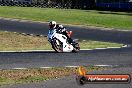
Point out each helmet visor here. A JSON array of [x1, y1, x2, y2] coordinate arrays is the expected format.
[[49, 24, 55, 28]]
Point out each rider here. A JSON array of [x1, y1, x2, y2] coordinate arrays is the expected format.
[[48, 21, 75, 44]]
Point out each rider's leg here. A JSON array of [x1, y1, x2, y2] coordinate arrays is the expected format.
[[63, 31, 76, 44]]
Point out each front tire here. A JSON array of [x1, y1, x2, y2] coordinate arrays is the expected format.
[[51, 38, 63, 53]]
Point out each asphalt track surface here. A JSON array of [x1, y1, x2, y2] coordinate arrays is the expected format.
[[0, 19, 132, 88], [0, 48, 132, 69]]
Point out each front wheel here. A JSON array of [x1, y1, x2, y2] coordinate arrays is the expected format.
[[51, 38, 63, 53]]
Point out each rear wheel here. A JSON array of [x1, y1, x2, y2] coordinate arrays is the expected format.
[[51, 38, 63, 52], [72, 43, 80, 53]]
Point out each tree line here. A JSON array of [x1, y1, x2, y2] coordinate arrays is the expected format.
[[0, 0, 96, 9]]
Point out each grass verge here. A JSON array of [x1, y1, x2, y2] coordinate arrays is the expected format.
[[0, 6, 132, 30], [0, 67, 76, 86], [0, 66, 107, 86], [0, 31, 123, 51], [0, 31, 52, 51]]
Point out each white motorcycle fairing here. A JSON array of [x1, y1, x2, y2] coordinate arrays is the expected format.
[[48, 29, 74, 52], [54, 33, 74, 52]]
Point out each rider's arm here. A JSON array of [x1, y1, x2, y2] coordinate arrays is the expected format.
[[61, 27, 67, 32], [48, 29, 54, 42], [47, 30, 51, 42], [57, 27, 67, 34]]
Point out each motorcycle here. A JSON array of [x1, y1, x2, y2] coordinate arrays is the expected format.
[[48, 29, 80, 53]]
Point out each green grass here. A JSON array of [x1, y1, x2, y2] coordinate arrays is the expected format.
[[0, 67, 76, 86], [0, 31, 122, 51], [0, 6, 132, 30], [0, 77, 15, 85], [0, 31, 52, 51], [79, 40, 123, 49]]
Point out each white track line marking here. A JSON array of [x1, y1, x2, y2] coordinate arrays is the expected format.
[[95, 48, 108, 50], [0, 65, 119, 70], [82, 40, 86, 41], [65, 66, 79, 68], [11, 19, 19, 21], [13, 32, 17, 34], [0, 51, 20, 52], [0, 46, 124, 53], [40, 35, 44, 37], [12, 68, 27, 70], [80, 49, 93, 50], [107, 47, 121, 49], [0, 50, 54, 52], [4, 31, 8, 32], [30, 34, 34, 36], [94, 64, 119, 67], [3, 18, 12, 20], [21, 50, 54, 52], [19, 20, 29, 22], [94, 65, 113, 67], [21, 33, 26, 35], [40, 67, 52, 69]]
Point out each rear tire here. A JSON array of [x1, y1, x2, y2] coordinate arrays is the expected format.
[[72, 43, 80, 53]]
